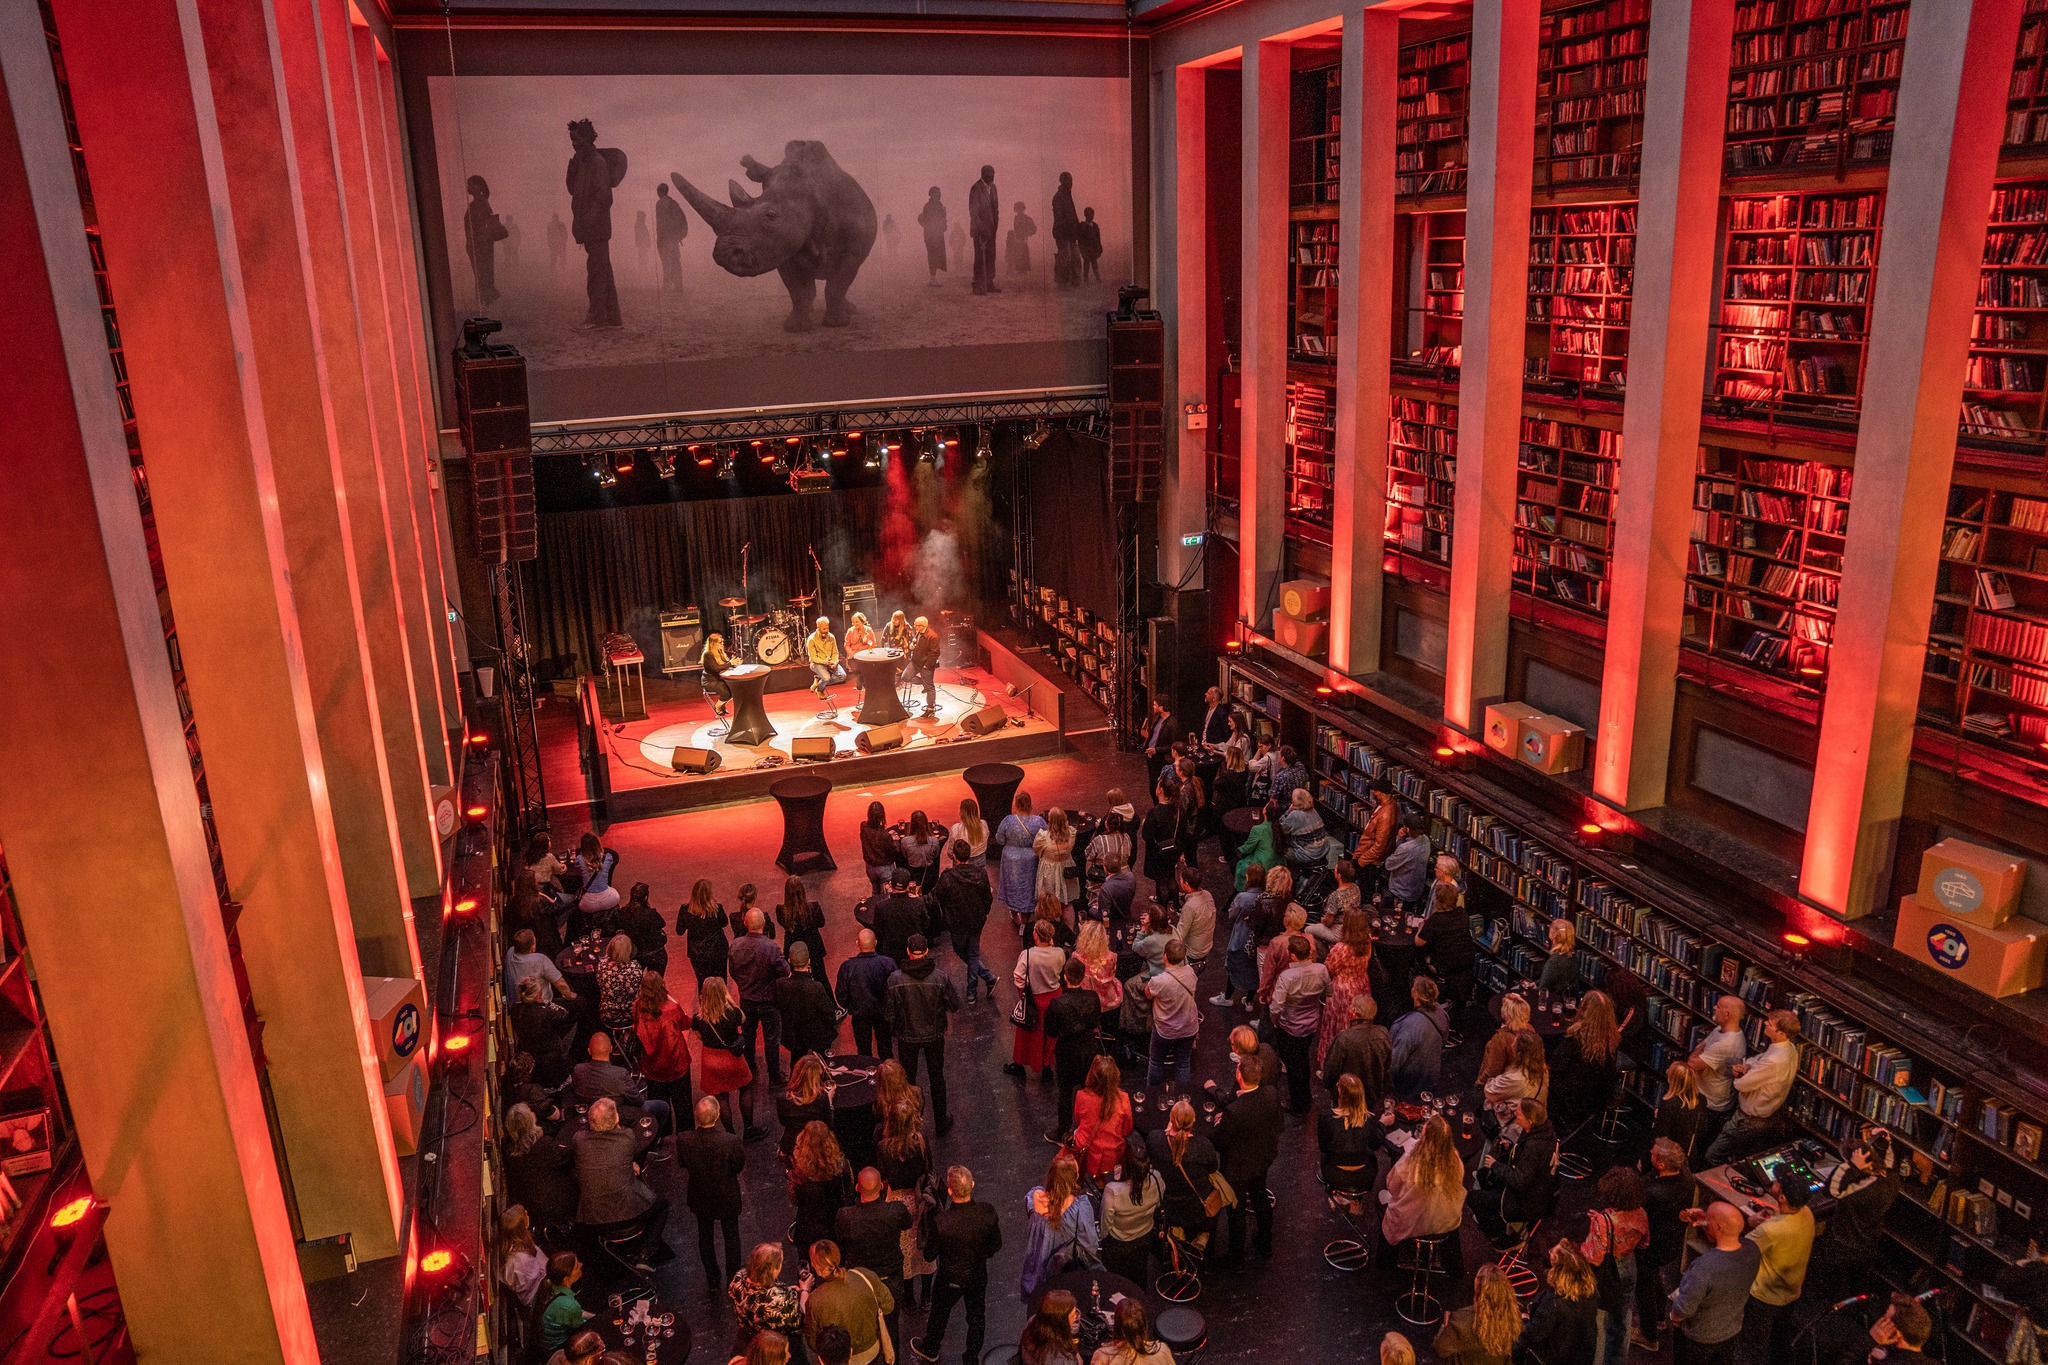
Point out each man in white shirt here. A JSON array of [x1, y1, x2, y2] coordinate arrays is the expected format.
[[505, 928, 576, 1003], [1689, 994, 1748, 1150], [1704, 1007, 1801, 1165], [1172, 868, 1216, 970]]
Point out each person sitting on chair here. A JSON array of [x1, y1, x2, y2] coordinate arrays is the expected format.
[[907, 616, 943, 718], [845, 612, 877, 700], [700, 632, 735, 724], [572, 1098, 673, 1268], [807, 617, 846, 717]]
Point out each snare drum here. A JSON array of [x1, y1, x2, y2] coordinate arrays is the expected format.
[[756, 628, 792, 666]]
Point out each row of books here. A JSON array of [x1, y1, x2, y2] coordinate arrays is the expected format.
[[1965, 354, 2044, 394], [1967, 610, 2048, 663]]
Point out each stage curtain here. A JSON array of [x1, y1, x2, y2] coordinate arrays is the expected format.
[[1024, 431, 1117, 622], [521, 486, 888, 673]]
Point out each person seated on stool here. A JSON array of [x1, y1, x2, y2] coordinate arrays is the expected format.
[[881, 609, 913, 657], [572, 1097, 673, 1268], [702, 632, 735, 723], [906, 616, 942, 718], [572, 1031, 674, 1137], [1473, 1097, 1560, 1247], [807, 617, 846, 716], [846, 612, 878, 699]]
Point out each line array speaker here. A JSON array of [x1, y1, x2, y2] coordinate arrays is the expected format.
[[452, 342, 531, 456], [855, 722, 905, 754], [469, 454, 537, 564], [1107, 312, 1164, 504], [670, 746, 721, 774]]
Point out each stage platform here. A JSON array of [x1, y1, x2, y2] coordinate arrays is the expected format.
[[578, 632, 1067, 820]]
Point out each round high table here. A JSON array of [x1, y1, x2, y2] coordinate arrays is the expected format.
[[852, 648, 909, 726], [964, 762, 1025, 824], [825, 1053, 880, 1168], [1040, 1267, 1148, 1352], [771, 773, 837, 875], [721, 663, 776, 746]]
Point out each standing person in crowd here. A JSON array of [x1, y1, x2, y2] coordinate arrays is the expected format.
[[1604, 961, 1651, 1059], [1389, 976, 1451, 1100], [1072, 921, 1124, 1015], [777, 942, 839, 1063], [1198, 685, 1231, 746], [1473, 1098, 1560, 1245], [635, 971, 694, 1120], [1172, 866, 1216, 972], [1813, 1131, 1900, 1293], [1100, 1135, 1164, 1286], [1631, 1138, 1698, 1355], [900, 810, 946, 894], [1519, 1240, 1600, 1365], [1384, 817, 1432, 913], [915, 1165, 1002, 1365], [1098, 856, 1139, 926], [1668, 1203, 1761, 1365], [731, 1245, 806, 1362], [872, 868, 930, 970], [1354, 784, 1398, 889], [1212, 1054, 1283, 1271], [679, 1096, 747, 1289], [1084, 809, 1133, 884], [790, 1122, 855, 1255], [1420, 857, 1478, 1011], [1034, 807, 1079, 915], [950, 798, 989, 866], [731, 908, 792, 1131], [617, 882, 669, 977], [1480, 992, 1533, 1089], [1213, 862, 1265, 1009], [1173, 771, 1206, 882], [1044, 958, 1104, 1143], [1210, 1024, 1286, 1111], [1008, 919, 1067, 1080], [837, 929, 898, 1061], [680, 878, 734, 988], [1017, 1153, 1100, 1304], [1704, 1009, 1801, 1165], [804, 1241, 895, 1365], [1145, 940, 1201, 1086], [1550, 989, 1623, 1130], [937, 840, 997, 1003], [994, 792, 1047, 932], [1379, 1335, 1416, 1365], [836, 1168, 913, 1347], [1021, 1291, 1083, 1365], [1539, 919, 1584, 996], [778, 1055, 833, 1163], [861, 802, 899, 899], [1141, 782, 1182, 908], [1132, 907, 1174, 980], [1148, 1099, 1220, 1256], [1483, 1030, 1550, 1130], [1740, 1173, 1816, 1364], [1213, 747, 1250, 847], [1432, 1261, 1522, 1365], [1689, 995, 1749, 1150], [1270, 935, 1331, 1114], [1655, 1061, 1707, 1160], [1842, 1294, 1934, 1364], [693, 976, 753, 1137], [886, 934, 960, 1136], [778, 877, 831, 992], [1378, 1112, 1465, 1272], [1322, 994, 1392, 1111], [1068, 1055, 1134, 1181], [1317, 911, 1379, 1070], [1582, 1166, 1650, 1365], [1142, 699, 1174, 790]]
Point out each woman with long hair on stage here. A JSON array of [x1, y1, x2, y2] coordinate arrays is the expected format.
[[701, 632, 735, 724]]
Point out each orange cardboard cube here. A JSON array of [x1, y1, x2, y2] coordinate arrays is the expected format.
[[1519, 714, 1586, 775], [1917, 838, 2026, 927], [1895, 895, 2046, 999], [1484, 702, 1544, 758]]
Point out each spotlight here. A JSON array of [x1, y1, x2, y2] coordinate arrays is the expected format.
[[974, 425, 992, 462], [596, 457, 619, 489], [863, 444, 882, 470], [420, 1249, 455, 1274], [916, 431, 935, 464], [1023, 419, 1051, 451], [652, 452, 677, 479], [443, 1033, 472, 1054], [614, 450, 635, 474], [50, 1197, 92, 1230], [691, 443, 713, 468], [716, 447, 736, 478], [584, 455, 602, 480]]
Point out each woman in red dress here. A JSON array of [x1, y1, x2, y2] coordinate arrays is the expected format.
[[1317, 909, 1378, 1070]]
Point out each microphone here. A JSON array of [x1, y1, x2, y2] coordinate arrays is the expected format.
[[1833, 1293, 1874, 1311], [1915, 1287, 1942, 1302]]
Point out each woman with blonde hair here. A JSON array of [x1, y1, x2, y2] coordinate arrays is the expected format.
[[499, 1204, 547, 1306], [1145, 1099, 1219, 1250], [1317, 1072, 1379, 1198], [1317, 909, 1379, 1068], [1072, 921, 1124, 1013], [1652, 1058, 1706, 1159], [1519, 1240, 1598, 1363], [1431, 1262, 1522, 1365], [594, 932, 642, 1033], [876, 1099, 937, 1297], [1034, 807, 1078, 911], [995, 790, 1048, 928], [1068, 1054, 1134, 1179], [1540, 917, 1584, 995], [1479, 992, 1531, 1088], [1550, 988, 1623, 1128], [1379, 1114, 1466, 1273], [728, 1243, 804, 1359], [692, 976, 752, 1135], [1018, 1152, 1099, 1303], [950, 796, 989, 865]]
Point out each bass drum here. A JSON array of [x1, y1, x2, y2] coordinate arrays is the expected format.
[[756, 628, 792, 666]]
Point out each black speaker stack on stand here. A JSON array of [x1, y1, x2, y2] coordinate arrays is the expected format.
[[1107, 288, 1164, 752]]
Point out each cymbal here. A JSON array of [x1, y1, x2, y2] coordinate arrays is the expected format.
[[788, 593, 816, 606], [718, 596, 747, 608], [739, 614, 768, 626]]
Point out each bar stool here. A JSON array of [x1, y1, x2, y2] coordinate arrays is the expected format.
[[1396, 1231, 1450, 1327], [1156, 1228, 1205, 1303], [1495, 1219, 1544, 1300], [1322, 1180, 1374, 1272], [1154, 1307, 1207, 1360]]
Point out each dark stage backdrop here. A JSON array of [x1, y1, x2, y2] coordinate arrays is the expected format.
[[522, 487, 887, 674], [1024, 432, 1116, 623]]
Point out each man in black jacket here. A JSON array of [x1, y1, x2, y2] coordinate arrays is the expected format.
[[885, 935, 961, 1135], [872, 869, 931, 968], [676, 1096, 745, 1285], [914, 1165, 1002, 1365], [906, 615, 943, 717], [776, 942, 840, 1065], [1319, 994, 1392, 1111], [510, 975, 576, 1086], [1474, 1097, 1561, 1244], [1631, 1136, 1698, 1354], [1212, 1054, 1284, 1270], [1041, 957, 1103, 1143], [835, 928, 898, 1059], [836, 1166, 913, 1344], [935, 842, 996, 1003]]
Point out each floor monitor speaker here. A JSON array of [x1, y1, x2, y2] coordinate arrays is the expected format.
[[856, 722, 905, 754], [671, 746, 722, 774], [960, 704, 1009, 737], [790, 735, 835, 762]]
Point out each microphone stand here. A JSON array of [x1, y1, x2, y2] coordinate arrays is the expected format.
[[1791, 1295, 1870, 1365]]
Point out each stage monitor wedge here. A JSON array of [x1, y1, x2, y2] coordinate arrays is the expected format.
[[856, 722, 905, 754], [960, 704, 1008, 737], [671, 746, 722, 774], [790, 735, 835, 762]]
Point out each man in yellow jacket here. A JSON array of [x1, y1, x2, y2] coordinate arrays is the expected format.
[[807, 617, 846, 717]]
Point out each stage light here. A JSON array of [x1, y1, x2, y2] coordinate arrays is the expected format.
[[652, 452, 677, 478], [691, 443, 712, 467], [584, 455, 601, 480], [467, 732, 489, 747], [615, 451, 635, 473], [1316, 685, 1334, 696], [863, 445, 882, 470], [1023, 419, 1051, 451], [443, 1033, 472, 1053], [1783, 932, 1811, 948], [596, 457, 619, 489], [974, 426, 992, 462], [419, 1247, 457, 1276], [1581, 822, 1602, 836], [50, 1197, 92, 1230]]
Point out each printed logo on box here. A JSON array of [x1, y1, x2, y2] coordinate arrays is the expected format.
[[1926, 923, 1971, 971], [392, 1001, 422, 1058], [1522, 733, 1543, 760], [1930, 867, 1985, 916]]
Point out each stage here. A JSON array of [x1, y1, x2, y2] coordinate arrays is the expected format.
[[576, 631, 1068, 819]]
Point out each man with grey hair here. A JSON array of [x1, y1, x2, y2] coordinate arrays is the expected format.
[[729, 907, 790, 1137], [913, 1165, 1001, 1365], [572, 1097, 671, 1267]]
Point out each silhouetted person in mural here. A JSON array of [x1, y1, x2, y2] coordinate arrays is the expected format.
[[968, 165, 999, 295], [547, 213, 569, 273], [1050, 172, 1080, 287], [503, 214, 522, 270], [464, 175, 506, 307], [1078, 208, 1103, 283], [654, 182, 688, 293], [634, 210, 652, 273], [917, 187, 948, 285], [566, 118, 628, 327], [1006, 201, 1036, 276]]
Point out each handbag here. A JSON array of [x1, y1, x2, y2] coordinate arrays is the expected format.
[[854, 1268, 895, 1365], [1176, 1155, 1236, 1219], [1012, 961, 1042, 1030]]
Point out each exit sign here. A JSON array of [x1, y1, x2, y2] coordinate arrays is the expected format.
[[1181, 533, 1205, 548]]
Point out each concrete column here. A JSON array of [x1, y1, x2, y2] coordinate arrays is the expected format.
[[52, 0, 405, 1256], [320, 0, 444, 897], [1164, 62, 1209, 589], [1240, 39, 1290, 631], [1329, 10, 1398, 675], [1443, 0, 1539, 732], [1593, 0, 1734, 810], [348, 26, 453, 794], [1803, 0, 2023, 919], [0, 9, 316, 1354]]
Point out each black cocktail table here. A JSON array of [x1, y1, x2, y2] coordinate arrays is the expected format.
[[852, 648, 909, 726], [771, 773, 837, 874], [964, 762, 1025, 825], [722, 663, 776, 746]]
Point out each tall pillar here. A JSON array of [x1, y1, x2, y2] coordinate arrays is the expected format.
[[1240, 39, 1290, 632], [0, 9, 316, 1354], [1329, 9, 1398, 675], [321, 0, 443, 897], [1164, 63, 1209, 590], [1802, 0, 2023, 919], [52, 0, 405, 1255], [1443, 0, 1539, 732], [1593, 0, 1734, 810]]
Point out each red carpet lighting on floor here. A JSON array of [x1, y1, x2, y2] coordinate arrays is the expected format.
[[50, 1197, 91, 1229]]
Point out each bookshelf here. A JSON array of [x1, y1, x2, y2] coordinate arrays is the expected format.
[[1397, 31, 1470, 198], [2004, 0, 2048, 153], [1514, 414, 1620, 618], [1713, 189, 1885, 416], [1923, 483, 2048, 756], [1962, 180, 2048, 448], [1684, 446, 1850, 688], [1724, 0, 1909, 176], [1285, 379, 1336, 530], [1527, 201, 1637, 390], [1023, 583, 1124, 716], [1535, 0, 1650, 189], [1405, 211, 1466, 369], [1291, 62, 1342, 208], [1387, 389, 1458, 580], [1291, 218, 1339, 362]]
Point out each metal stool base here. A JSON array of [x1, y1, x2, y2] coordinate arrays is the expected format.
[[1395, 1290, 1442, 1327], [1155, 1270, 1202, 1303], [1558, 1150, 1595, 1180], [1323, 1238, 1370, 1271]]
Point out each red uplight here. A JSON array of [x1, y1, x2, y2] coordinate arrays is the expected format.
[[1224, 640, 1242, 653], [50, 1197, 91, 1230], [465, 804, 487, 819], [419, 1249, 454, 1274], [1783, 932, 1811, 948], [467, 733, 488, 746], [1798, 666, 1824, 677], [454, 897, 478, 915], [1315, 685, 1334, 696], [1580, 823, 1602, 836], [1435, 746, 1455, 758], [444, 1034, 472, 1052]]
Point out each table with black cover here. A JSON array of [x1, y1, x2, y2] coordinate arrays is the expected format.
[[1039, 1267, 1148, 1351], [964, 762, 1024, 825], [852, 648, 909, 726], [722, 663, 777, 747], [591, 1295, 692, 1365], [771, 773, 837, 875]]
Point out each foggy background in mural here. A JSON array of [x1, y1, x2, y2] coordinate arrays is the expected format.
[[428, 73, 1133, 421]]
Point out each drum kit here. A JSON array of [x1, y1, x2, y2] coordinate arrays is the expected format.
[[720, 593, 817, 667]]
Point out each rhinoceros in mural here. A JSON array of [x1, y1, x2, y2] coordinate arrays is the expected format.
[[670, 141, 878, 332]]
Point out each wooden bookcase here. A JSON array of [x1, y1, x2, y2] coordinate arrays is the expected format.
[[1527, 201, 1637, 389], [1285, 379, 1336, 530], [1387, 389, 1459, 580], [1405, 211, 1466, 368], [1022, 583, 1122, 714], [1724, 0, 1909, 176], [1514, 414, 1620, 618], [1684, 446, 1851, 687], [1535, 0, 1650, 189], [1396, 31, 1471, 198], [1923, 483, 2048, 756], [1714, 189, 1885, 416], [2004, 0, 2048, 153], [1963, 180, 2048, 447], [1291, 62, 1342, 208], [1291, 217, 1340, 362]]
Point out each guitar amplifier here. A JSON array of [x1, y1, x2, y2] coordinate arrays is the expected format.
[[841, 580, 878, 629], [659, 606, 704, 675]]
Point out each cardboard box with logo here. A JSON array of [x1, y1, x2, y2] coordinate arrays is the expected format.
[[1894, 895, 2046, 999], [1520, 714, 1586, 775], [1484, 702, 1544, 759], [1917, 839, 2026, 927]]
